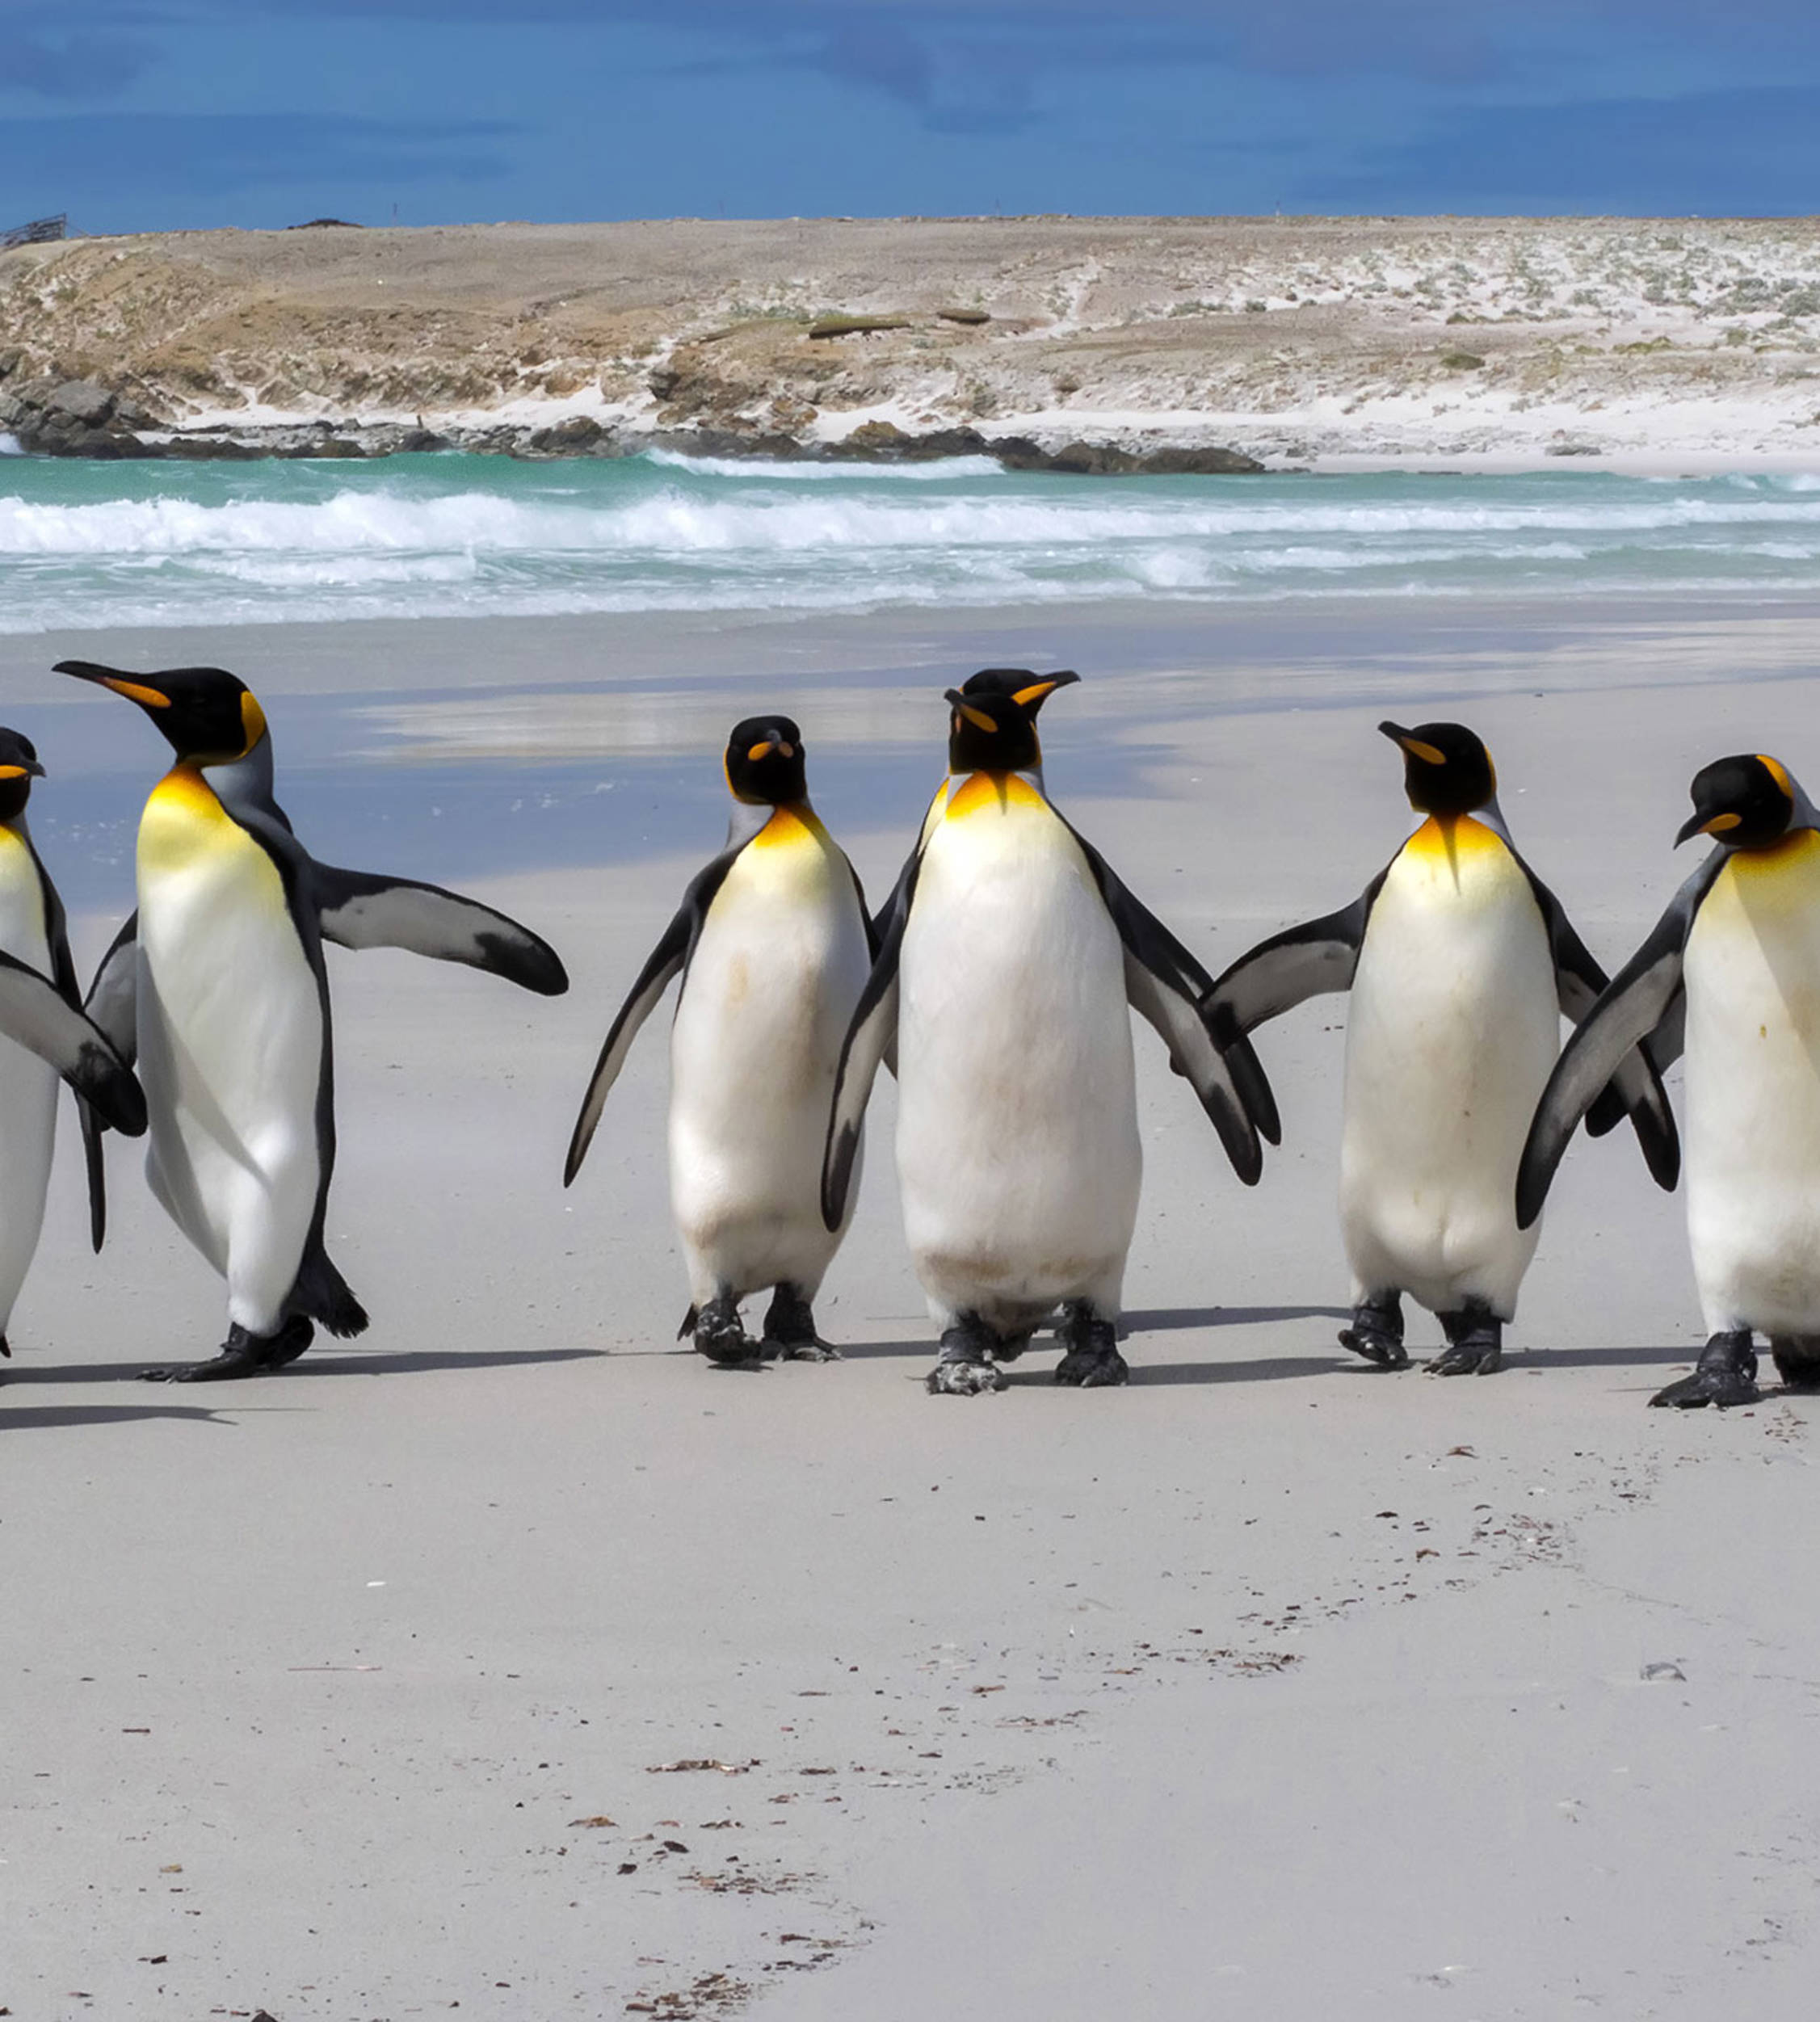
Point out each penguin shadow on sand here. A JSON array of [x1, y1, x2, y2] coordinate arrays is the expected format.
[[0, 1399, 231, 1432]]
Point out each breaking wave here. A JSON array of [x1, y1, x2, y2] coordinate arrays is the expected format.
[[2, 452, 1820, 632]]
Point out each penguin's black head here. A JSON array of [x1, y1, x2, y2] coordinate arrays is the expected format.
[[1676, 753, 1798, 850], [54, 660, 269, 767], [725, 714, 807, 806], [1380, 720, 1496, 818], [946, 668, 1079, 774], [0, 726, 45, 823]]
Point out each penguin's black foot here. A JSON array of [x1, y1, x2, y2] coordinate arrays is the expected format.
[[141, 1318, 311, 1383], [693, 1293, 760, 1368], [927, 1319, 1006, 1397], [759, 1284, 840, 1363], [1770, 1336, 1820, 1391], [1430, 1306, 1503, 1377], [1053, 1301, 1129, 1388], [1651, 1330, 1759, 1409], [1339, 1291, 1409, 1371]]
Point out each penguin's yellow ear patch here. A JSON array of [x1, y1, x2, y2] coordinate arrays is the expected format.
[[1759, 755, 1794, 798], [102, 676, 171, 710], [240, 690, 268, 754]]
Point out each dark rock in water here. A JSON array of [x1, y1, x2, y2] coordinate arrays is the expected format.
[[647, 427, 804, 461], [526, 414, 612, 454], [1044, 439, 1144, 475], [301, 437, 367, 458], [986, 435, 1053, 470], [396, 427, 449, 453], [158, 435, 262, 460], [914, 427, 994, 458], [1134, 444, 1265, 474], [990, 436, 1264, 476]]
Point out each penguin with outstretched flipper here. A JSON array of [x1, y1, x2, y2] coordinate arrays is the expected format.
[[566, 716, 874, 1366], [57, 660, 566, 1381], [1519, 752, 1820, 1407], [1207, 721, 1675, 1377], [822, 671, 1275, 1397]]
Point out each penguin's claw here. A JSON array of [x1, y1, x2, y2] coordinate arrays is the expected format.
[[1338, 1326, 1410, 1371], [1651, 1332, 1759, 1409], [1427, 1340, 1503, 1377], [1053, 1305, 1128, 1386], [927, 1356, 1006, 1396], [692, 1294, 760, 1368], [141, 1318, 315, 1382], [1055, 1342, 1129, 1387], [141, 1348, 265, 1384], [759, 1286, 839, 1362], [771, 1338, 842, 1363]]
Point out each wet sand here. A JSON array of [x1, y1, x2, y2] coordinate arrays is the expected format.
[[3, 597, 1819, 2019]]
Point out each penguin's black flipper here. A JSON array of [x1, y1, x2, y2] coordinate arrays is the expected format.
[[1122, 956, 1265, 1184], [1519, 860, 1679, 1181], [313, 864, 568, 996], [564, 850, 742, 1184], [1059, 820, 1281, 1155], [0, 947, 145, 1138], [822, 847, 921, 1230], [78, 912, 141, 1251], [1516, 855, 1723, 1230], [1203, 876, 1386, 1048]]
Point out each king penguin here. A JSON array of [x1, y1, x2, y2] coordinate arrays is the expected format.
[[56, 660, 568, 1381], [0, 726, 147, 1369], [822, 672, 1277, 1396], [1519, 752, 1820, 1408], [565, 716, 875, 1365], [1207, 721, 1676, 1376]]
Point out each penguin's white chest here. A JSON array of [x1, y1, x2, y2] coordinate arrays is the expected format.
[[1683, 834, 1820, 1335], [896, 773, 1139, 1326], [1341, 817, 1557, 1314], [668, 808, 871, 1297], [0, 826, 58, 1327], [134, 768, 322, 1267]]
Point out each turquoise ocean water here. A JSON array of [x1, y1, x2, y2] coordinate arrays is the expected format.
[[5, 446, 1820, 632]]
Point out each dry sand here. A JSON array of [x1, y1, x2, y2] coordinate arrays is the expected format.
[[3, 598, 1819, 2019]]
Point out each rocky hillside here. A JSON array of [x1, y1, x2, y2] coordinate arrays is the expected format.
[[5, 215, 1820, 465]]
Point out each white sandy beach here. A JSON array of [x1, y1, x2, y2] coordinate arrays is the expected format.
[[3, 595, 1820, 2020]]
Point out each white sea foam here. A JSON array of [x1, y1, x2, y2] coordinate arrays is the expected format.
[[644, 448, 1003, 481], [0, 434, 22, 457], [1, 456, 1818, 633]]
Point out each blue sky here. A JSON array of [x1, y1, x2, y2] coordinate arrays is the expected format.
[[4, 2, 1820, 230]]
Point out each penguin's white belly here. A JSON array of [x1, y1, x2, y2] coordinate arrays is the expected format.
[[668, 811, 870, 1301], [897, 775, 1139, 1330], [0, 830, 58, 1331], [1683, 834, 1820, 1336], [136, 768, 323, 1321], [1341, 819, 1557, 1317]]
